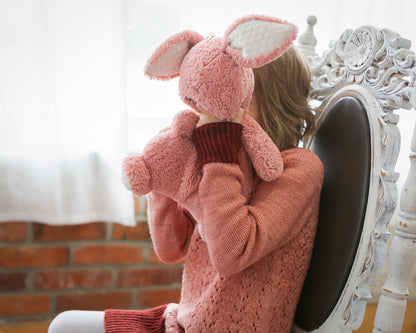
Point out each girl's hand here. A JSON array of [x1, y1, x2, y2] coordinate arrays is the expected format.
[[196, 103, 244, 127]]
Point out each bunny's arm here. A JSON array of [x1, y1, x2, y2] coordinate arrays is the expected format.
[[122, 109, 200, 199], [147, 191, 195, 263], [122, 154, 152, 197], [241, 114, 283, 182]]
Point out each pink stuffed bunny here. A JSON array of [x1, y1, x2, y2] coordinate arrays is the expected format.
[[123, 15, 297, 217]]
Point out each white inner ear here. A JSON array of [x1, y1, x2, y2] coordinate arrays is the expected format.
[[227, 20, 295, 60], [147, 40, 191, 77]]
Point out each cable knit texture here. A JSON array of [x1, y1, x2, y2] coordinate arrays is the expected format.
[[107, 122, 324, 332]]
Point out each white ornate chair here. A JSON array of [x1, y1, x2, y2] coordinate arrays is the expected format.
[[292, 16, 416, 333]]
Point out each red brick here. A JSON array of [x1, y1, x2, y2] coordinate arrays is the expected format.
[[35, 269, 113, 290], [0, 294, 50, 316], [0, 272, 28, 291], [55, 291, 132, 311], [0, 246, 69, 268], [33, 222, 106, 242], [118, 267, 183, 287], [112, 222, 150, 241], [73, 244, 143, 265], [0, 222, 27, 242], [138, 288, 181, 308]]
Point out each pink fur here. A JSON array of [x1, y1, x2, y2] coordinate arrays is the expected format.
[[123, 110, 200, 199], [124, 14, 297, 204], [242, 114, 283, 181], [178, 37, 254, 120]]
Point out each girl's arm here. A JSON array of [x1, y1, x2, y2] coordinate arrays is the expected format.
[[147, 191, 195, 263], [192, 123, 323, 276]]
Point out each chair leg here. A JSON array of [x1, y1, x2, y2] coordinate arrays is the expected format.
[[373, 123, 416, 333]]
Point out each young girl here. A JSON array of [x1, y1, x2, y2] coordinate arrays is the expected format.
[[48, 46, 323, 333]]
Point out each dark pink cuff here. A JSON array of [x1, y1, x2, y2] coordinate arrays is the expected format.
[[104, 305, 167, 333], [191, 122, 242, 167]]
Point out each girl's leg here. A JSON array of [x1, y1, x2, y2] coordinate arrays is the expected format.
[[48, 310, 105, 333]]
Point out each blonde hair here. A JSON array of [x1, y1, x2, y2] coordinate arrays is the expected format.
[[252, 46, 316, 151]]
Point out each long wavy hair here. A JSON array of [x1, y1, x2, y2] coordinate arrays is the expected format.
[[252, 46, 316, 151]]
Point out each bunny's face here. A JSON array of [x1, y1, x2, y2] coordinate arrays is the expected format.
[[179, 37, 254, 121]]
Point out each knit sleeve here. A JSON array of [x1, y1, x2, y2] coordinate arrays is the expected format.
[[198, 149, 324, 276], [147, 191, 195, 263]]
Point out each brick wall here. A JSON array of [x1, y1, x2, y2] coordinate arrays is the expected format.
[[0, 198, 183, 325]]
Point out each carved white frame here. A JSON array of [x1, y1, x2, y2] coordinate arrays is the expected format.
[[295, 17, 416, 333]]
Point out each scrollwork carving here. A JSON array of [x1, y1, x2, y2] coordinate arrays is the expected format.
[[310, 26, 416, 110], [345, 26, 379, 75]]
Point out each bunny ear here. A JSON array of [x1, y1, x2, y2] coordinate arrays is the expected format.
[[224, 15, 298, 68], [144, 30, 204, 80]]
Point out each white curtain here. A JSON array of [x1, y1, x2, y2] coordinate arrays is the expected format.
[[1, 0, 415, 225], [0, 0, 135, 225]]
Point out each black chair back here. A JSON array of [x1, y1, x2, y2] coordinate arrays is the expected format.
[[294, 97, 372, 331]]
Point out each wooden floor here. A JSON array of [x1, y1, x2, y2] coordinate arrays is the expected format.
[[354, 301, 416, 333], [0, 302, 415, 332], [0, 322, 49, 333]]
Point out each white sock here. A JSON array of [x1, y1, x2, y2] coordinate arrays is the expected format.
[[48, 310, 105, 333]]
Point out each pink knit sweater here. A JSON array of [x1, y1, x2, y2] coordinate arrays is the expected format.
[[106, 123, 323, 332], [148, 130, 322, 332]]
